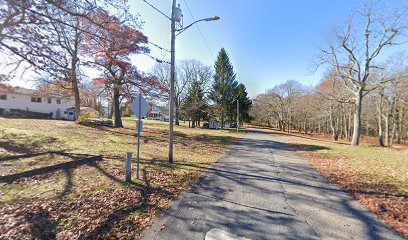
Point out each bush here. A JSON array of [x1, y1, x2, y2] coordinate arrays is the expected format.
[[77, 112, 92, 125]]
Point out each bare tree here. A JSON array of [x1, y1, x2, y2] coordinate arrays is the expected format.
[[319, 2, 407, 145], [152, 59, 212, 125]]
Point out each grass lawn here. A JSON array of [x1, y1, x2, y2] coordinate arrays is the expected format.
[[267, 129, 408, 238], [0, 117, 241, 239]]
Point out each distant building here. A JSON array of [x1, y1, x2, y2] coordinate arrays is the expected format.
[[0, 86, 74, 119], [146, 105, 169, 121]]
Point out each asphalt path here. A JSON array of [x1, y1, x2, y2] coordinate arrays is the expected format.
[[142, 129, 404, 240]]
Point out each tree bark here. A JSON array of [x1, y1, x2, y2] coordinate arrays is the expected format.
[[384, 112, 390, 147], [221, 110, 224, 129], [192, 117, 196, 128], [351, 89, 363, 146], [113, 87, 123, 128], [377, 97, 384, 147], [330, 102, 339, 141], [71, 31, 81, 121], [343, 112, 348, 139], [175, 101, 180, 126], [71, 72, 81, 121]]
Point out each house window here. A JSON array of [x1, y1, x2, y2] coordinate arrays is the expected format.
[[0, 94, 6, 100], [56, 99, 61, 104], [31, 97, 42, 103], [48, 98, 52, 104]]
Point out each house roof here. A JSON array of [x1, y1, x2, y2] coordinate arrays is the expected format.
[[150, 105, 168, 113]]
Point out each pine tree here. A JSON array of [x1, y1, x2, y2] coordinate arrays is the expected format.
[[210, 48, 238, 128], [183, 80, 207, 128], [236, 83, 253, 124]]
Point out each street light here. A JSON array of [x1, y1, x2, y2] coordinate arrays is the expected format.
[[176, 16, 220, 36], [168, 0, 220, 163]]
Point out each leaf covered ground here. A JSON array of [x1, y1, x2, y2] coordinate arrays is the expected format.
[[267, 129, 408, 238], [0, 118, 241, 239]]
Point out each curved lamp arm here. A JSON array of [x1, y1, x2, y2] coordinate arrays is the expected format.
[[176, 16, 220, 36]]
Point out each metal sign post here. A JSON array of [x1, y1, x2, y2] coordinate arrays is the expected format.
[[131, 93, 151, 179], [136, 93, 142, 179]]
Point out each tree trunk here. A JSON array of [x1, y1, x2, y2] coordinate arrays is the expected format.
[[288, 107, 292, 133], [343, 113, 349, 140], [384, 112, 391, 147], [396, 108, 401, 144], [221, 110, 224, 129], [330, 102, 339, 141], [71, 58, 81, 121], [351, 89, 363, 146], [175, 101, 180, 126], [348, 110, 352, 141], [378, 98, 384, 147], [398, 108, 404, 144], [192, 117, 196, 128], [113, 88, 123, 128]]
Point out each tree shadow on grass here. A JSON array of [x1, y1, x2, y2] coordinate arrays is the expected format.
[[25, 210, 57, 240], [59, 168, 73, 200], [0, 152, 101, 183], [0, 131, 62, 155]]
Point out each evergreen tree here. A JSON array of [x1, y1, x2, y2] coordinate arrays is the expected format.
[[236, 83, 253, 124], [183, 80, 207, 128], [210, 48, 238, 128]]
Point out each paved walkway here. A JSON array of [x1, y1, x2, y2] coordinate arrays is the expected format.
[[142, 129, 404, 240]]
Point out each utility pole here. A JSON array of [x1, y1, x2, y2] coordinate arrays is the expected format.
[[167, 0, 219, 164], [237, 99, 239, 132], [168, 0, 176, 164]]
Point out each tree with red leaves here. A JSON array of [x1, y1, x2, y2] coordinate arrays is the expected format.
[[1, 1, 137, 119], [84, 10, 162, 127]]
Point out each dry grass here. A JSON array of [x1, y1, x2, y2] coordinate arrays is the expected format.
[[0, 117, 241, 239]]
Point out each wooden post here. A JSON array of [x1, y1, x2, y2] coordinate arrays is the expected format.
[[125, 152, 132, 182]]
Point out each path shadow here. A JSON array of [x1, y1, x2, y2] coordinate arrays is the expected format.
[[246, 127, 351, 146]]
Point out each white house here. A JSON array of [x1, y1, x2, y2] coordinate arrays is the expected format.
[[0, 86, 74, 120], [146, 105, 169, 121]]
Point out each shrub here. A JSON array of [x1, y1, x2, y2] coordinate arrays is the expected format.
[[77, 112, 92, 125]]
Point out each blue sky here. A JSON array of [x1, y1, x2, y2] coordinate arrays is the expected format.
[[7, 0, 408, 97], [131, 0, 408, 97]]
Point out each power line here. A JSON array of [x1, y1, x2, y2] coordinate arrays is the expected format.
[[140, 0, 171, 21], [182, 0, 216, 61], [148, 40, 170, 53], [143, 53, 171, 65]]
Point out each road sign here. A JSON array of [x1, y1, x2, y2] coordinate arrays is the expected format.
[[132, 93, 150, 180], [131, 95, 151, 118]]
